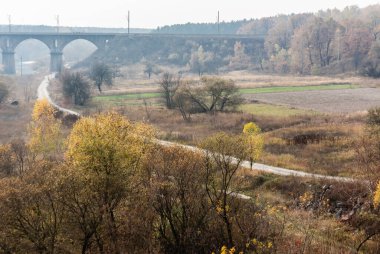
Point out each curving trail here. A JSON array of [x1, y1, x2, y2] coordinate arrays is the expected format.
[[37, 74, 80, 116], [38, 75, 356, 183]]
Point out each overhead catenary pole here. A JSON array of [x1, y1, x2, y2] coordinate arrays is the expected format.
[[8, 15, 11, 33], [55, 15, 60, 33], [127, 11, 130, 34], [217, 11, 220, 34]]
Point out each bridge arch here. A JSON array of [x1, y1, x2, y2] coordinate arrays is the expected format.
[[61, 39, 98, 67], [59, 36, 107, 52], [14, 39, 50, 74], [12, 37, 52, 52]]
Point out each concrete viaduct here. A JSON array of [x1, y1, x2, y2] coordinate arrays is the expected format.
[[0, 32, 264, 74], [0, 32, 116, 74]]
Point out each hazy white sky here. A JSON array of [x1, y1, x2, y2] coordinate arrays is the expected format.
[[2, 0, 380, 28]]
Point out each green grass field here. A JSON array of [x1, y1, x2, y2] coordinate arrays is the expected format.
[[91, 83, 357, 108], [239, 83, 357, 94], [240, 103, 317, 117]]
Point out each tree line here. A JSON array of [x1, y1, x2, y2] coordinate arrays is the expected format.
[[90, 4, 380, 77]]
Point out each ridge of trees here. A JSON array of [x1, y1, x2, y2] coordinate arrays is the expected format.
[[89, 4, 380, 77], [154, 20, 249, 34]]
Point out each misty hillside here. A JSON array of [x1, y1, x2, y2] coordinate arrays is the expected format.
[[153, 20, 249, 34], [4, 4, 380, 77], [86, 4, 380, 76]]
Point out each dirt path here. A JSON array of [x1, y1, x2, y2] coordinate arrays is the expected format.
[[37, 74, 80, 116]]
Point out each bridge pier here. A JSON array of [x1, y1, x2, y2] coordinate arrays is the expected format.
[[2, 50, 15, 75], [50, 50, 63, 73]]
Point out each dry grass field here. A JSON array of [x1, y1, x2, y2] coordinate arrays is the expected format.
[[101, 65, 380, 95], [248, 88, 380, 113]]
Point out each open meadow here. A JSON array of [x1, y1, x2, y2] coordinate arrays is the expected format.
[[249, 88, 380, 113]]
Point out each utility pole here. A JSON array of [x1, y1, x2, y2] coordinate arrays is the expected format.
[[55, 15, 60, 33], [127, 11, 130, 34], [8, 15, 11, 33], [20, 56, 22, 76], [217, 11, 220, 34], [337, 34, 340, 62]]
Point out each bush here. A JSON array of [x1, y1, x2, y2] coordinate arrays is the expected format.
[[367, 107, 380, 126], [60, 70, 91, 105]]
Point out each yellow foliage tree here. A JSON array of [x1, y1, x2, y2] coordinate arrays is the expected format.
[[243, 122, 263, 169], [28, 99, 62, 158], [374, 181, 380, 208], [65, 112, 154, 253]]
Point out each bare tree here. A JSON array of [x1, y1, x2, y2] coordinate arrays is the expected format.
[[144, 62, 155, 79], [159, 72, 180, 109], [146, 145, 211, 253], [60, 70, 91, 106], [176, 77, 242, 114], [200, 133, 249, 248], [173, 87, 193, 122], [89, 62, 113, 93]]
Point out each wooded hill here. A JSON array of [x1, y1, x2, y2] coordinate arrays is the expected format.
[[88, 4, 380, 76]]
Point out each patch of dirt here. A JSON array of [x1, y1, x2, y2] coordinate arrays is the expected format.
[[246, 88, 380, 113]]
